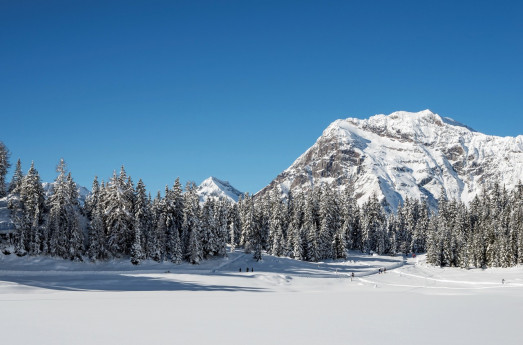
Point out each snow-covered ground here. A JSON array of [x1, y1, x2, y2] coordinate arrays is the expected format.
[[1, 251, 522, 344]]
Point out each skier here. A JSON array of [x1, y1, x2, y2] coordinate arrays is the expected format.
[[246, 267, 249, 272], [502, 279, 505, 284], [251, 267, 254, 273], [239, 268, 241, 272]]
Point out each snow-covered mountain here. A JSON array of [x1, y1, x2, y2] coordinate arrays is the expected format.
[[197, 177, 243, 203], [257, 109, 523, 211]]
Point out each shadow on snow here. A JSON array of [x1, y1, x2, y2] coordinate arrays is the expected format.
[[0, 273, 267, 292]]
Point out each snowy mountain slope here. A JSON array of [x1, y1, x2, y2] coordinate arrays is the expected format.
[[196, 177, 243, 203], [258, 109, 523, 210]]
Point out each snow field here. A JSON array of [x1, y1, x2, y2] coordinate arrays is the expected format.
[[1, 251, 522, 345]]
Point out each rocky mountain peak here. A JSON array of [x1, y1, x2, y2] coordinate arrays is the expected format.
[[258, 110, 523, 212]]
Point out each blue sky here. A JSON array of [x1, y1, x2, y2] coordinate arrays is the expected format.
[[1, 0, 522, 194]]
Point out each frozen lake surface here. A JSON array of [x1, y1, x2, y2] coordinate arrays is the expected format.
[[1, 251, 522, 345]]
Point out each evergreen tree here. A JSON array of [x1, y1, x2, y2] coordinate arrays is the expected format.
[[360, 194, 384, 254], [287, 192, 305, 260], [227, 202, 241, 250], [8, 158, 23, 194], [200, 198, 218, 258], [84, 176, 100, 220], [341, 185, 360, 251], [239, 194, 255, 253], [15, 161, 45, 255], [148, 192, 163, 261], [87, 203, 108, 261], [183, 182, 202, 263], [267, 189, 285, 256], [47, 160, 83, 260], [0, 141, 10, 197], [303, 190, 319, 262], [130, 213, 145, 265], [104, 168, 134, 257], [215, 199, 229, 257]]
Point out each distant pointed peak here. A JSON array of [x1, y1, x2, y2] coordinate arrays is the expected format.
[[197, 176, 243, 203], [201, 176, 230, 186]]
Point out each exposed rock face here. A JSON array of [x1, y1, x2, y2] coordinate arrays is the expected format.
[[257, 110, 523, 211]]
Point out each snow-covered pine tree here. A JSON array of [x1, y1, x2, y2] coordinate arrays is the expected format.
[[318, 184, 337, 260], [239, 193, 255, 253], [340, 184, 360, 252], [66, 173, 84, 261], [425, 212, 442, 266], [215, 199, 229, 257], [513, 182, 523, 265], [170, 178, 185, 260], [47, 160, 83, 260], [200, 198, 217, 258], [386, 214, 397, 255], [440, 199, 455, 267], [162, 185, 175, 260], [303, 190, 319, 262], [395, 201, 408, 255], [16, 161, 45, 256], [183, 182, 202, 264], [84, 176, 100, 220], [411, 200, 429, 254], [360, 194, 384, 254], [133, 179, 152, 258], [187, 218, 202, 264], [268, 189, 285, 256], [87, 202, 108, 261], [227, 202, 241, 250], [29, 197, 42, 255], [8, 159, 23, 194], [130, 213, 145, 265], [148, 191, 163, 262], [255, 193, 270, 251], [252, 231, 263, 262], [104, 168, 134, 257], [287, 192, 305, 260], [170, 225, 183, 264], [452, 202, 468, 268], [0, 141, 10, 197]]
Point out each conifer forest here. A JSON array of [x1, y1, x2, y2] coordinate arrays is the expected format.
[[1, 142, 522, 269]]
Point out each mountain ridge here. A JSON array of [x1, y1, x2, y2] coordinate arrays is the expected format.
[[257, 110, 523, 211]]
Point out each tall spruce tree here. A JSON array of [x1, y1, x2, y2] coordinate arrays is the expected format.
[[0, 141, 10, 197], [47, 160, 83, 260], [183, 182, 202, 264], [8, 159, 23, 194], [15, 162, 45, 256]]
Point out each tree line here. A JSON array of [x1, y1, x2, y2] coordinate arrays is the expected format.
[[1, 142, 522, 268]]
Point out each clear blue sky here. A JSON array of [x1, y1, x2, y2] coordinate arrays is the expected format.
[[1, 0, 522, 194]]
